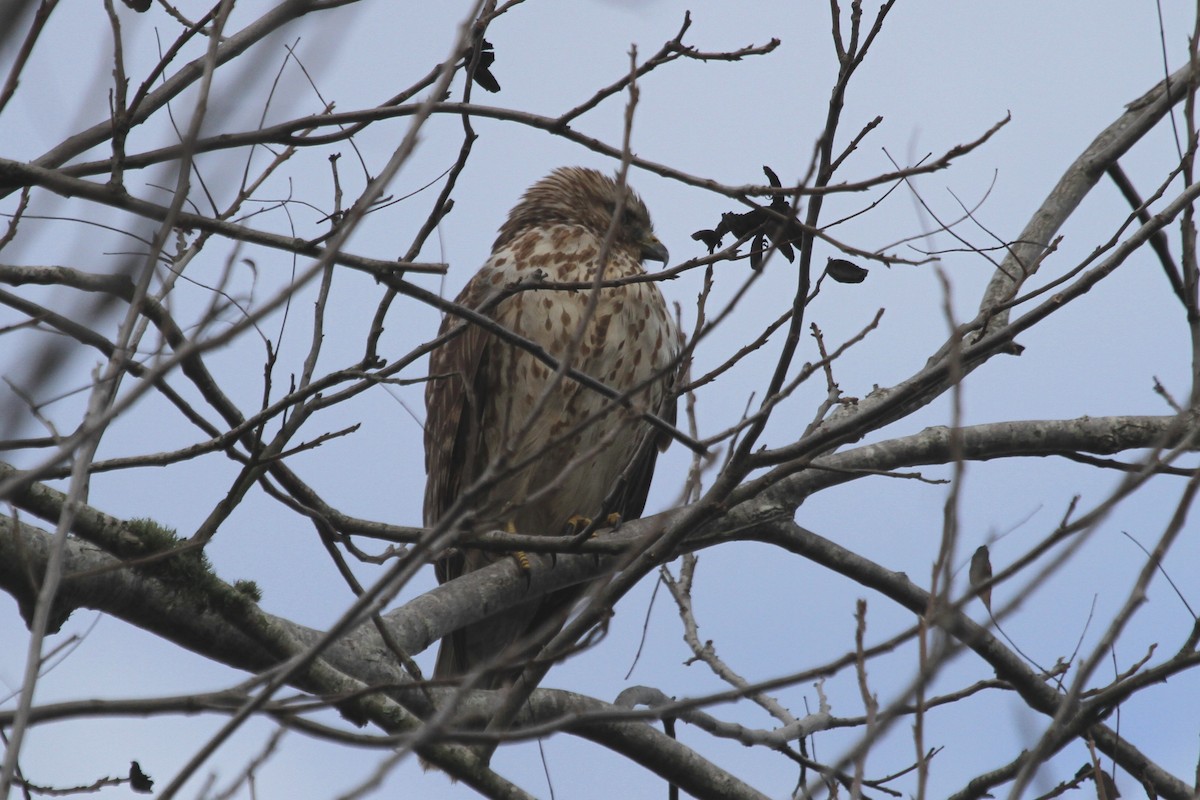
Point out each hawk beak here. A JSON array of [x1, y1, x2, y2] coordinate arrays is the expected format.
[[640, 235, 669, 265]]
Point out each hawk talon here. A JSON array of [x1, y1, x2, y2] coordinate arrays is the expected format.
[[563, 512, 622, 538], [564, 512, 623, 557], [502, 522, 533, 580], [563, 514, 590, 537], [509, 550, 534, 588]]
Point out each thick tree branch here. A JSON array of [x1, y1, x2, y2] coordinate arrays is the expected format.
[[0, 514, 771, 800], [978, 59, 1198, 324]]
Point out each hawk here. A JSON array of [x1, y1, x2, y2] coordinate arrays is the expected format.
[[424, 167, 680, 687]]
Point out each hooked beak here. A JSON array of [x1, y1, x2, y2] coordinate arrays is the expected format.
[[639, 235, 669, 265]]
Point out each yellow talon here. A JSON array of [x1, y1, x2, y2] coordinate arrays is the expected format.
[[501, 520, 532, 574], [564, 512, 622, 537]]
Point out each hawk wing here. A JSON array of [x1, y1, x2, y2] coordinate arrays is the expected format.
[[424, 276, 492, 570], [604, 368, 679, 524], [424, 273, 509, 679]]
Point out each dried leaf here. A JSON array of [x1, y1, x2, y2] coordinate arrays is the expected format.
[[469, 39, 501, 93], [130, 762, 154, 794], [1095, 768, 1120, 800], [969, 545, 993, 613], [777, 239, 795, 263], [690, 166, 805, 269], [826, 258, 868, 284], [691, 229, 721, 253]]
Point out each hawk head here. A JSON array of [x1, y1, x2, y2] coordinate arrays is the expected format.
[[494, 166, 669, 265]]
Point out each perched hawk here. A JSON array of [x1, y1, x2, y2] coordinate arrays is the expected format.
[[424, 167, 680, 687]]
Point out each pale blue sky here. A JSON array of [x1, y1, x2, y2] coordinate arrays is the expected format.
[[2, 2, 1197, 798]]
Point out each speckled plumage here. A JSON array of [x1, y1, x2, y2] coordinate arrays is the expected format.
[[424, 167, 679, 686]]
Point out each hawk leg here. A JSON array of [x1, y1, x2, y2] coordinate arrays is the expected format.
[[504, 519, 533, 578]]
